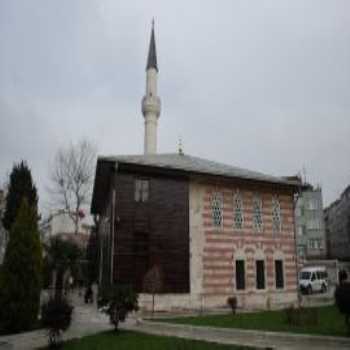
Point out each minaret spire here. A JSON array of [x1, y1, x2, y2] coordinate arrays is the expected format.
[[146, 19, 158, 71], [142, 20, 161, 155]]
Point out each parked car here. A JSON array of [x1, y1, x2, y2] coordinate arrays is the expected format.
[[299, 266, 328, 294]]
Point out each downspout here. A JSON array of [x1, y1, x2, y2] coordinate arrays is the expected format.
[[98, 218, 104, 286], [110, 162, 118, 284], [111, 189, 116, 284]]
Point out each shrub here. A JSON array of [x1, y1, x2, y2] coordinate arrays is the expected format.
[[101, 285, 139, 331], [285, 305, 319, 326], [335, 282, 350, 332], [304, 307, 319, 326], [143, 264, 163, 315], [41, 297, 73, 348], [227, 296, 237, 315], [285, 305, 299, 326]]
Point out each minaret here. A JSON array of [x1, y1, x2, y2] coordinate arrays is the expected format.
[[142, 20, 161, 154]]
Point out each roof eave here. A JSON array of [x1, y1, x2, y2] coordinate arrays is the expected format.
[[91, 158, 116, 215], [116, 161, 300, 190]]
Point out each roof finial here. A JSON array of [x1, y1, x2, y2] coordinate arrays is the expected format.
[[178, 136, 184, 156], [152, 17, 155, 29]]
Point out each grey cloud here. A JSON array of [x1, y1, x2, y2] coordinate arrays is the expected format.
[[0, 0, 349, 212]]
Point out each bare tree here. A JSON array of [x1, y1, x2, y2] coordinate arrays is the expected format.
[[50, 139, 97, 234], [143, 264, 163, 315]]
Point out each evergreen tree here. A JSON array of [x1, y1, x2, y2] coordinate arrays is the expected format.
[[0, 199, 43, 333], [2, 161, 38, 232]]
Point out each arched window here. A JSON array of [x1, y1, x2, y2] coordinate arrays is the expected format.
[[233, 190, 244, 230], [211, 192, 223, 228], [272, 196, 282, 233], [253, 194, 263, 232]]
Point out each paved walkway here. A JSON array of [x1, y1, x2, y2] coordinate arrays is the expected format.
[[0, 304, 112, 349], [1, 300, 350, 349]]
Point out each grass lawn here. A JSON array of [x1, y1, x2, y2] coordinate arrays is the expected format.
[[60, 330, 253, 350], [155, 305, 349, 337]]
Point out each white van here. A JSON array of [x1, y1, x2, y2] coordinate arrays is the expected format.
[[299, 267, 328, 294]]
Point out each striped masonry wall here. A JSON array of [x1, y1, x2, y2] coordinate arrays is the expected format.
[[201, 186, 298, 309]]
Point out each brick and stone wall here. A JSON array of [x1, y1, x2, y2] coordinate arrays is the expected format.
[[191, 181, 298, 310]]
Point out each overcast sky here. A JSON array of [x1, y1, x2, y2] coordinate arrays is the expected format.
[[0, 0, 349, 215]]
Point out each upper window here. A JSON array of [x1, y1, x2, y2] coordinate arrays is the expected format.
[[135, 179, 149, 202], [308, 238, 323, 250], [252, 194, 263, 232], [211, 192, 223, 228], [297, 245, 306, 257], [307, 199, 319, 210], [307, 219, 321, 230], [272, 196, 282, 233], [297, 226, 305, 236], [233, 191, 244, 230], [308, 239, 315, 249]]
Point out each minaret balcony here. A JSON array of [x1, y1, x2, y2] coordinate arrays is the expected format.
[[142, 95, 161, 116]]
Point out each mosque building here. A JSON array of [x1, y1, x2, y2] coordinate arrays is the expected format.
[[91, 23, 300, 310]]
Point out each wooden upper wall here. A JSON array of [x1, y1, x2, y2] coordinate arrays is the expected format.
[[113, 172, 190, 293]]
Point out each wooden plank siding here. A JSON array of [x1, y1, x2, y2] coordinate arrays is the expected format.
[[113, 173, 190, 293]]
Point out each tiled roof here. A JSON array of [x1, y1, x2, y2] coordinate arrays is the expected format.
[[99, 153, 299, 186]]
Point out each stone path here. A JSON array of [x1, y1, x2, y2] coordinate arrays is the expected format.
[[1, 300, 350, 349], [122, 319, 350, 350], [0, 304, 112, 349]]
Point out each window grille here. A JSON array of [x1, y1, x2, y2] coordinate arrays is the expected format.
[[272, 196, 282, 233], [135, 179, 149, 202], [211, 192, 223, 228], [233, 191, 244, 229], [253, 194, 263, 232]]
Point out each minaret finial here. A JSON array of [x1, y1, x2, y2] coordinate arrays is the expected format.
[[152, 17, 155, 29], [178, 137, 184, 156]]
